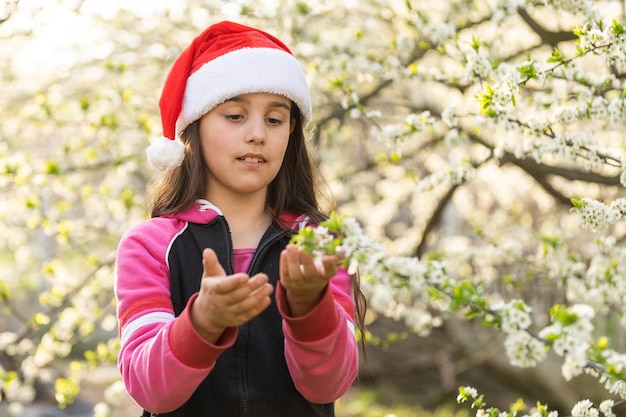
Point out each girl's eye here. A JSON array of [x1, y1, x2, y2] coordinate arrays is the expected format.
[[226, 114, 244, 121], [266, 118, 283, 125]]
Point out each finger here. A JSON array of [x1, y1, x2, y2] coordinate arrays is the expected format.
[[238, 279, 274, 308], [279, 249, 290, 280], [299, 252, 319, 277], [215, 273, 269, 301], [202, 248, 226, 278], [210, 273, 251, 295], [282, 245, 302, 280], [228, 282, 273, 316], [321, 257, 338, 279]]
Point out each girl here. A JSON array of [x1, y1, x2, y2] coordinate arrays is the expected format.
[[115, 21, 366, 416]]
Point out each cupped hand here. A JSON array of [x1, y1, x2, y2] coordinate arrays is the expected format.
[[191, 248, 274, 343], [279, 244, 339, 317]]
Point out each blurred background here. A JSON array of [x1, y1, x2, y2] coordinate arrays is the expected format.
[[2, 0, 626, 416]]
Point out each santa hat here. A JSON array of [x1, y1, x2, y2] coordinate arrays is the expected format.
[[147, 21, 313, 171]]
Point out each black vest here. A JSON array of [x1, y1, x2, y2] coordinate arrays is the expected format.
[[143, 217, 335, 417]]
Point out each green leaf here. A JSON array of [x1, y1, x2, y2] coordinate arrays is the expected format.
[[79, 95, 90, 111], [611, 19, 625, 36], [471, 36, 481, 51], [547, 48, 564, 64], [55, 376, 80, 408], [550, 304, 578, 326], [295, 2, 309, 14], [570, 197, 585, 209], [45, 161, 61, 175]]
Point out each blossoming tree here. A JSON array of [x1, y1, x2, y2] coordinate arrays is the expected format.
[[1, 0, 626, 416]]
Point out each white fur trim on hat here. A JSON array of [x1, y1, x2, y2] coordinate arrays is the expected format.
[[146, 136, 185, 171], [176, 47, 312, 133]]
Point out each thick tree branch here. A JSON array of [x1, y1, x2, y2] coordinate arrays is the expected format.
[[0, 0, 20, 25], [416, 183, 458, 258], [499, 152, 622, 186], [517, 8, 578, 47]]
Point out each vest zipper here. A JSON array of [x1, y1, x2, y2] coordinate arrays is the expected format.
[[247, 228, 291, 275], [221, 218, 291, 417], [242, 227, 288, 417]]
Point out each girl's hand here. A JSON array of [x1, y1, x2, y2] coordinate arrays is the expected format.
[[191, 248, 274, 343], [279, 244, 339, 317]]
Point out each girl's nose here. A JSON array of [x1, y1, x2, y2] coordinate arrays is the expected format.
[[245, 116, 266, 144]]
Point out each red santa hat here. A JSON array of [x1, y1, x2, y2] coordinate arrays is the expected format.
[[147, 21, 313, 170]]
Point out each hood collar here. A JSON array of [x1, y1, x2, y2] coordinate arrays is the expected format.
[[165, 199, 308, 231]]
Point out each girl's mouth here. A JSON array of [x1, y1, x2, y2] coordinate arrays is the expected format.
[[238, 156, 266, 163]]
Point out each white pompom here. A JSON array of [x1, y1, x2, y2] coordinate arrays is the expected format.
[[146, 137, 185, 171]]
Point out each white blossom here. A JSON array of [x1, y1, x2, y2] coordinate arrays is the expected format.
[[465, 51, 492, 80], [562, 355, 586, 381], [571, 399, 598, 417], [94, 403, 112, 417], [441, 106, 458, 128], [424, 21, 456, 45], [504, 331, 547, 367], [599, 400, 615, 417]]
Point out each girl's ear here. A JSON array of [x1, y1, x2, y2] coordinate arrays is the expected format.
[[290, 118, 296, 135]]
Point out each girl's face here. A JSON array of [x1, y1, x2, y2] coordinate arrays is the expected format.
[[199, 92, 294, 203]]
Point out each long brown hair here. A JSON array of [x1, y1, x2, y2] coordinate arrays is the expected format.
[[150, 104, 321, 219], [148, 103, 367, 358]]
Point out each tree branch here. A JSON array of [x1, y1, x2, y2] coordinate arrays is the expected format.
[[500, 152, 622, 186], [517, 8, 578, 47], [0, 0, 20, 26]]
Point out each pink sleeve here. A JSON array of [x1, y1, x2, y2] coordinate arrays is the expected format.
[[115, 221, 237, 413], [275, 268, 358, 403]]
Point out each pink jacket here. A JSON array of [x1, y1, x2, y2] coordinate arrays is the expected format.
[[115, 202, 358, 413]]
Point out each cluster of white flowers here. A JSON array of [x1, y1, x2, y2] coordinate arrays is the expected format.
[[103, 380, 127, 408], [441, 106, 458, 128], [503, 330, 548, 368], [341, 91, 360, 111], [423, 21, 456, 45], [359, 251, 445, 335], [599, 400, 616, 417], [460, 386, 617, 417], [564, 237, 626, 313], [554, 105, 580, 126], [491, 78, 519, 111], [305, 225, 333, 259], [415, 166, 476, 193], [394, 31, 417, 55], [594, 369, 626, 399], [93, 402, 112, 417], [493, 299, 532, 332], [0, 368, 36, 406], [607, 98, 626, 124], [376, 111, 437, 144], [366, 282, 399, 318], [490, 300, 548, 367], [578, 24, 626, 69], [539, 304, 595, 380], [542, 0, 596, 18], [571, 399, 616, 417], [402, 308, 436, 337], [601, 350, 626, 381], [552, 132, 606, 172], [458, 384, 563, 417], [298, 214, 446, 335], [340, 216, 387, 275], [300, 212, 606, 379], [464, 50, 492, 81], [456, 385, 478, 402], [405, 111, 436, 131], [491, 0, 529, 23], [574, 197, 626, 231]]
